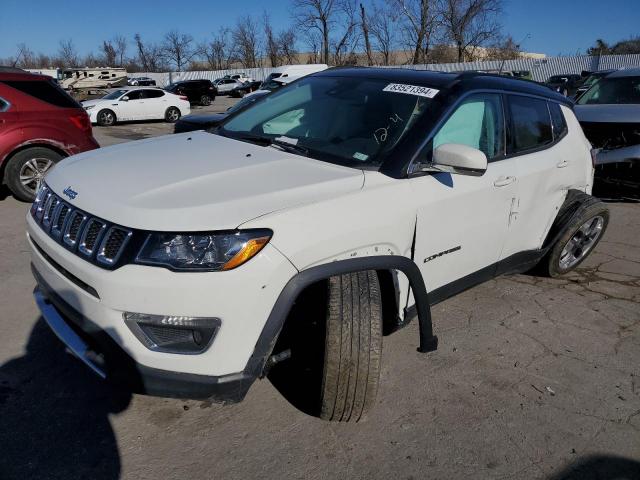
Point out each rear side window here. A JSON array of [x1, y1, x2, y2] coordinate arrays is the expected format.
[[144, 89, 164, 98], [549, 102, 568, 140], [2, 80, 79, 108], [508, 96, 552, 153]]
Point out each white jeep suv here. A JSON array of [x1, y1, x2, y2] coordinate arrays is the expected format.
[[28, 69, 608, 422]]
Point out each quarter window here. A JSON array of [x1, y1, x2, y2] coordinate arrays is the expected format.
[[0, 97, 9, 112], [508, 96, 553, 153], [548, 102, 568, 140], [433, 93, 505, 160]]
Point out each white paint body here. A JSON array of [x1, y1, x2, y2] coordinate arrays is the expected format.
[[28, 101, 593, 378], [82, 87, 190, 123]]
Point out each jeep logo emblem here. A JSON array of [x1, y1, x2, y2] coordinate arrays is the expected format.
[[63, 186, 78, 200]]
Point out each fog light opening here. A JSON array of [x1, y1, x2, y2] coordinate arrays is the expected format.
[[123, 313, 221, 354]]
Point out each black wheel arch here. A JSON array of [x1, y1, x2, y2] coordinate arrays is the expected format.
[[243, 255, 438, 381]]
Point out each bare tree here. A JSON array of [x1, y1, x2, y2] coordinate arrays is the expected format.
[[440, 0, 502, 62], [232, 15, 261, 68], [390, 0, 440, 64], [58, 39, 79, 67], [303, 29, 323, 63], [199, 28, 236, 70], [102, 41, 117, 66], [134, 33, 164, 72], [485, 35, 520, 61], [369, 3, 397, 65], [12, 43, 35, 68], [162, 30, 196, 71], [113, 35, 128, 66], [293, 0, 337, 64], [279, 29, 298, 65], [360, 3, 374, 65], [332, 0, 360, 65], [263, 13, 280, 67]]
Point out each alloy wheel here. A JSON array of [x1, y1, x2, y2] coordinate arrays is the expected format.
[[19, 157, 53, 194], [559, 216, 604, 270]]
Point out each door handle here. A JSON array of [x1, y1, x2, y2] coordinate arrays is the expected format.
[[494, 176, 516, 187], [556, 160, 568, 168]]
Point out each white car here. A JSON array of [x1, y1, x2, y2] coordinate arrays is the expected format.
[[213, 78, 244, 94], [82, 87, 190, 126], [29, 69, 607, 422]]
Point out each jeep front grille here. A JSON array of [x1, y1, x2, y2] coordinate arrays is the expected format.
[[31, 185, 134, 269]]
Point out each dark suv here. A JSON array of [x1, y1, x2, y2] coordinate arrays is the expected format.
[[0, 67, 99, 201], [165, 79, 217, 106]]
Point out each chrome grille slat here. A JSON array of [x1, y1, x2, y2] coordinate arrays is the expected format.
[[31, 186, 133, 269]]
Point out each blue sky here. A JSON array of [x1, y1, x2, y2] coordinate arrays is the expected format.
[[0, 0, 638, 59]]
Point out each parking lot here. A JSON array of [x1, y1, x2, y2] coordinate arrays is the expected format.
[[0, 96, 639, 480]]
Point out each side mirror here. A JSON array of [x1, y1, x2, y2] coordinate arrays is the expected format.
[[431, 143, 488, 176], [120, 96, 129, 102]]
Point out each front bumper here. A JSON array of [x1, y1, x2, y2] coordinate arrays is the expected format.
[[33, 271, 254, 401], [27, 211, 298, 383]]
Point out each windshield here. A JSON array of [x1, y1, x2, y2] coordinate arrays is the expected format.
[[577, 76, 640, 105], [102, 89, 128, 100], [227, 94, 264, 114], [219, 76, 434, 167]]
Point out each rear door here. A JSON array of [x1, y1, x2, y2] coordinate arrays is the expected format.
[[499, 95, 574, 259], [142, 89, 166, 119], [411, 92, 519, 294]]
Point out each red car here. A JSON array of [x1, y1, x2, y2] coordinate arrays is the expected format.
[[0, 67, 99, 201]]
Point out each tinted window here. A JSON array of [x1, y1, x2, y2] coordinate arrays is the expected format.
[[508, 96, 552, 153], [433, 93, 504, 160], [2, 80, 79, 108], [125, 90, 144, 100], [0, 97, 9, 112], [549, 102, 568, 139], [144, 89, 164, 98], [577, 76, 640, 105]]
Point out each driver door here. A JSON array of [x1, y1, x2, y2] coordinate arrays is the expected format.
[[410, 93, 519, 296], [116, 90, 145, 120]]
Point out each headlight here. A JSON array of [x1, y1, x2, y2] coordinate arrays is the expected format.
[[135, 229, 272, 271], [84, 105, 95, 110]]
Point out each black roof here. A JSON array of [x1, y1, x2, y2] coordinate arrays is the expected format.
[[314, 67, 572, 106]]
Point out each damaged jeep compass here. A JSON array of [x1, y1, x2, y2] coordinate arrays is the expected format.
[[28, 68, 608, 422]]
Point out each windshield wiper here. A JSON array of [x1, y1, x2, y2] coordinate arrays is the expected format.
[[269, 138, 309, 156]]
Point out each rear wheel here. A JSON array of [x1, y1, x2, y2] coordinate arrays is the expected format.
[[97, 109, 116, 126], [200, 95, 211, 106], [165, 107, 181, 123], [320, 270, 383, 422], [543, 200, 609, 277], [5, 147, 62, 201]]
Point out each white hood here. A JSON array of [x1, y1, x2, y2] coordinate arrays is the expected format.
[[45, 132, 365, 231]]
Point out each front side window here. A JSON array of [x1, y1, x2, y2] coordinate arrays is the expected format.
[[433, 93, 504, 160], [508, 96, 553, 153], [124, 90, 144, 100], [577, 76, 640, 105], [220, 76, 435, 167]]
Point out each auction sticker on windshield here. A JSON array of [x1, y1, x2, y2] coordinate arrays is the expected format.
[[383, 83, 439, 98]]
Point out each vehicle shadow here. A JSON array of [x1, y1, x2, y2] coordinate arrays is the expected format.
[[0, 184, 14, 201], [548, 454, 640, 480], [0, 318, 130, 480]]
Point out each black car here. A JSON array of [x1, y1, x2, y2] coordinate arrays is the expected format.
[[165, 79, 217, 106], [545, 74, 582, 97], [231, 80, 262, 98], [174, 90, 269, 133]]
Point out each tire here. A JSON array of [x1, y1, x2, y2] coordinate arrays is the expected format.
[[5, 147, 63, 202], [165, 107, 181, 123], [320, 270, 383, 422], [543, 199, 609, 277], [97, 109, 116, 126], [200, 95, 211, 106]]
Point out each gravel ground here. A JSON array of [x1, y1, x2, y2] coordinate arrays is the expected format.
[[0, 104, 638, 479]]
